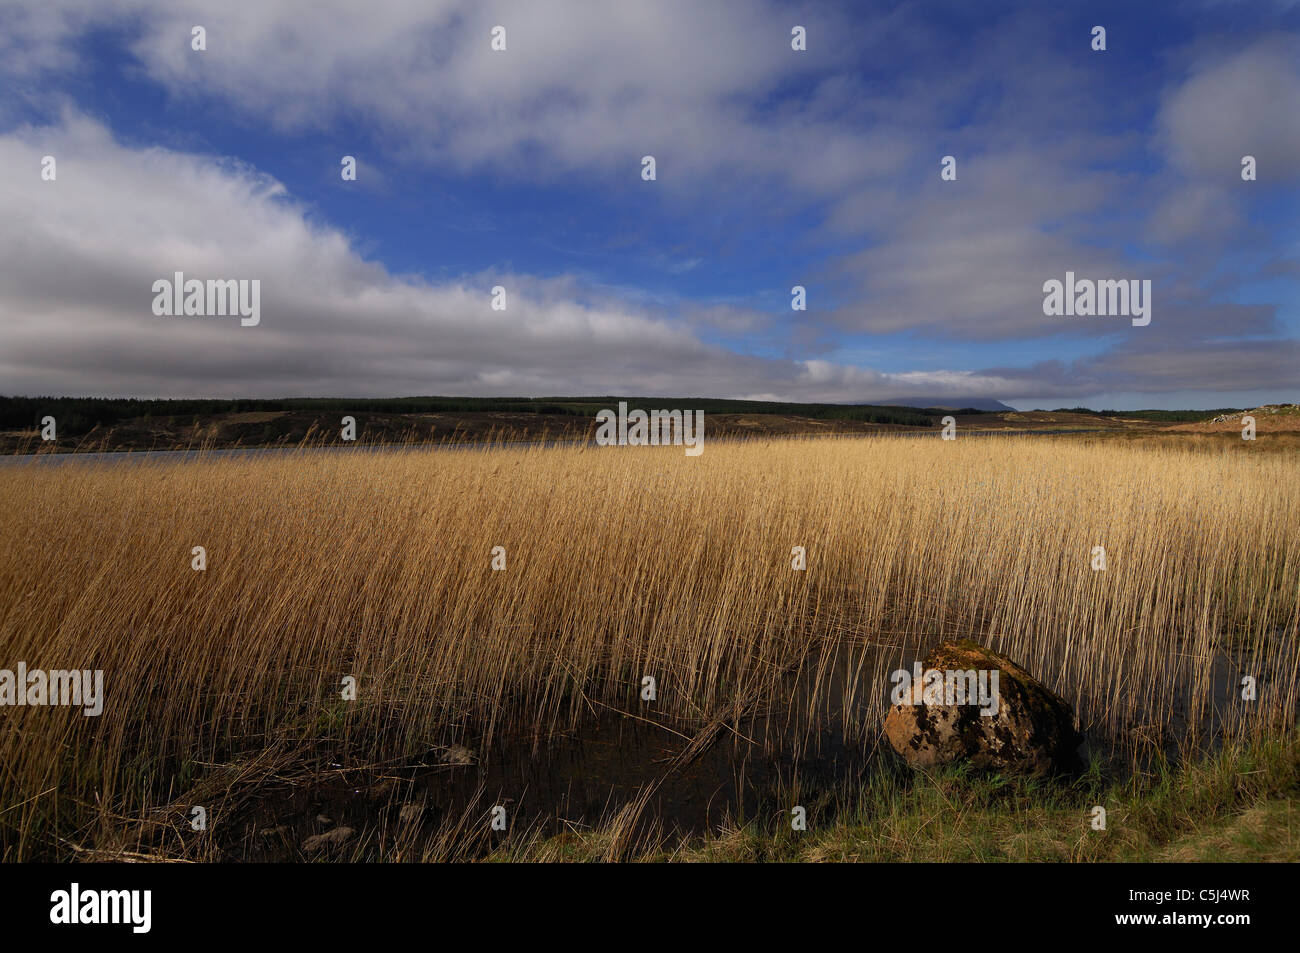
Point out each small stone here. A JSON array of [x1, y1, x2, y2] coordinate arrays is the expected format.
[[302, 826, 354, 852], [439, 745, 475, 765], [398, 804, 423, 824]]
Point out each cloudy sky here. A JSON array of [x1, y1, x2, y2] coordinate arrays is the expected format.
[[1, 0, 1297, 408]]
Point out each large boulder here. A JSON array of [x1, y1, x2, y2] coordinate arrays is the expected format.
[[883, 639, 1083, 774]]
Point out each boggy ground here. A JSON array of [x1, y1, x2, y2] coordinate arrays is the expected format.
[[71, 716, 1300, 863]]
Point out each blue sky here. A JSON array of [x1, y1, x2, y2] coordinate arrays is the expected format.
[[1, 0, 1297, 408]]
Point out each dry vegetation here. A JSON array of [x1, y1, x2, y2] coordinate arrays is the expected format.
[[0, 434, 1297, 860]]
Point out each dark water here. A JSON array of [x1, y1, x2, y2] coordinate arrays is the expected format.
[[0, 441, 570, 466], [219, 633, 1280, 860], [230, 641, 906, 859]]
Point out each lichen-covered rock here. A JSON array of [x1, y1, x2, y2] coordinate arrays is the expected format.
[[883, 639, 1083, 774]]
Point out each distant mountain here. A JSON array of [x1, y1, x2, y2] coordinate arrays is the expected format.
[[879, 397, 1014, 412]]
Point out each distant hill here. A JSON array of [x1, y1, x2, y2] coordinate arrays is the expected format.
[[0, 394, 937, 438], [880, 397, 1015, 412]]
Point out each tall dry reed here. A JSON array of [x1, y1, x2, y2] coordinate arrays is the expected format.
[[0, 434, 1296, 858]]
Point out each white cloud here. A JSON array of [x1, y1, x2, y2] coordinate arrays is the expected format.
[[2, 0, 878, 197], [2, 4, 1296, 404], [0, 112, 1025, 403], [1157, 39, 1300, 182]]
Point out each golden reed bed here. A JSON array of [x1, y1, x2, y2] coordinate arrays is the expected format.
[[1, 435, 1297, 858]]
